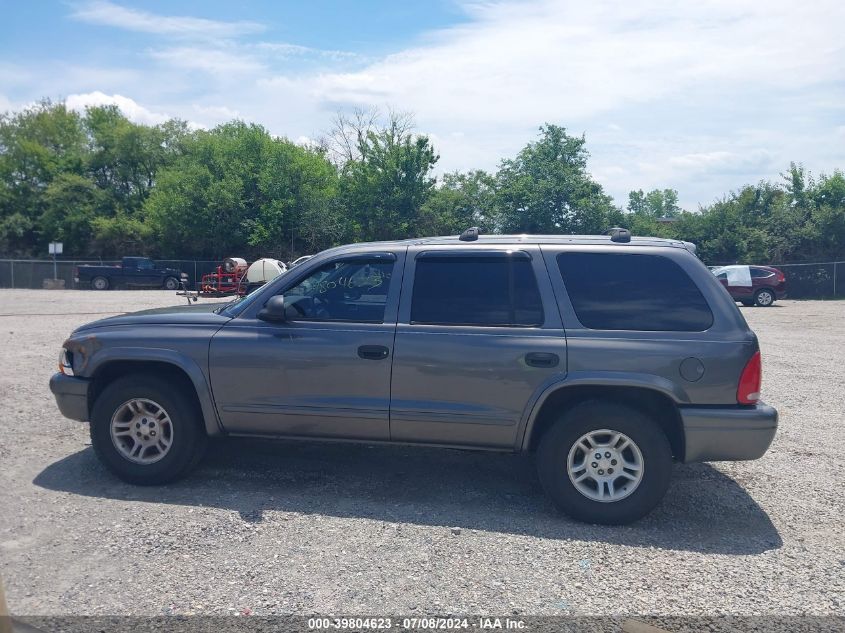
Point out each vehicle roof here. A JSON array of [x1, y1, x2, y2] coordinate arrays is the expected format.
[[325, 234, 693, 253], [713, 264, 778, 271]]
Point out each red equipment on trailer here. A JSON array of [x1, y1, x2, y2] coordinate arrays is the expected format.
[[199, 257, 248, 296]]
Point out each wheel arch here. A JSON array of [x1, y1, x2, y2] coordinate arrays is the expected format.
[[520, 381, 685, 460], [87, 352, 223, 437]]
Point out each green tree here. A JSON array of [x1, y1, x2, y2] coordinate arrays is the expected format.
[[145, 121, 339, 259], [84, 106, 189, 217], [496, 124, 620, 233], [0, 100, 86, 254], [418, 170, 497, 236], [90, 212, 154, 256], [627, 188, 680, 218], [251, 138, 341, 256], [41, 173, 104, 252], [337, 114, 439, 241]]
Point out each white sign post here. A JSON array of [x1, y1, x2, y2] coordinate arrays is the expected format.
[[48, 242, 63, 280]]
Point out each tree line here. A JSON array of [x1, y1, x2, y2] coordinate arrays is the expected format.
[[1, 100, 843, 264]]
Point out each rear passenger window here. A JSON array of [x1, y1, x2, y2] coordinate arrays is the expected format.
[[557, 252, 713, 331], [411, 255, 544, 326]]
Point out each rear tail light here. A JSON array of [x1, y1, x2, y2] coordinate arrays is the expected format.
[[737, 350, 762, 404], [775, 269, 785, 282]]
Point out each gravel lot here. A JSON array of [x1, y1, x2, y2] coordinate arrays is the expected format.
[[0, 290, 843, 618]]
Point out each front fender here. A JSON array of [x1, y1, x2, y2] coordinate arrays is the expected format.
[[516, 371, 688, 451], [81, 346, 223, 436]]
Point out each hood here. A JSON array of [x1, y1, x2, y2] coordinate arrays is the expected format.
[[75, 302, 231, 331]]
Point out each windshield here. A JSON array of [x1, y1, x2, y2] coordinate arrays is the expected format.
[[215, 283, 268, 317]]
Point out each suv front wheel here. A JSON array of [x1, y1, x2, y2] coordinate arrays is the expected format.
[[536, 401, 672, 524], [90, 375, 208, 485]]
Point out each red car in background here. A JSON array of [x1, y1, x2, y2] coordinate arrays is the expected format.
[[711, 265, 787, 306]]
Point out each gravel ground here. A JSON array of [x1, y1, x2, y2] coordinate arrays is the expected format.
[[0, 290, 843, 618]]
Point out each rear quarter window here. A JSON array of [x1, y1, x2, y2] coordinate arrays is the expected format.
[[750, 268, 774, 278], [556, 252, 713, 331]]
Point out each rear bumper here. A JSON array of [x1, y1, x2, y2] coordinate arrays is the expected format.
[[680, 403, 777, 462], [49, 373, 90, 422]]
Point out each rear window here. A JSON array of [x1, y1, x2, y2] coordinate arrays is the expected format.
[[411, 255, 544, 326], [556, 252, 713, 331]]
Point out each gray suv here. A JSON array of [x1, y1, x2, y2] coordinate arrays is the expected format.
[[50, 230, 778, 524]]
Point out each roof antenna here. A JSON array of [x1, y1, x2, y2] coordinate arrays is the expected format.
[[459, 226, 480, 242], [605, 227, 631, 243]]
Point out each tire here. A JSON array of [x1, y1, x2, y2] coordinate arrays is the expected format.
[[90, 374, 208, 485], [163, 276, 180, 290], [754, 288, 775, 307], [91, 276, 109, 291], [536, 400, 672, 525]]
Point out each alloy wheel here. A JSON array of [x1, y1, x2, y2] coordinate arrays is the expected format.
[[110, 398, 174, 465], [567, 429, 644, 502]]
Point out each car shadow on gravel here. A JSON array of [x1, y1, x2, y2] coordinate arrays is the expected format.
[[34, 438, 782, 555]]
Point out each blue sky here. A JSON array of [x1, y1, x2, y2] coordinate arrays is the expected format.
[[1, 0, 843, 210]]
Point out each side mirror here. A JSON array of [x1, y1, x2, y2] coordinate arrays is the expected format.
[[258, 295, 287, 322]]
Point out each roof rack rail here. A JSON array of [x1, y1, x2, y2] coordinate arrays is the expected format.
[[459, 226, 480, 242], [605, 227, 631, 243]]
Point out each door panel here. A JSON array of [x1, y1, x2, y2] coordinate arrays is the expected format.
[[209, 321, 393, 438], [389, 245, 566, 448], [390, 326, 566, 447], [209, 251, 403, 439]]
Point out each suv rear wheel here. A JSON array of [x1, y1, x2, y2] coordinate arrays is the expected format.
[[536, 400, 672, 524], [163, 276, 179, 290], [754, 288, 775, 307], [91, 276, 109, 290], [90, 375, 207, 485]]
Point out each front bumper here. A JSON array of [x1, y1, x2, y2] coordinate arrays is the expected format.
[[49, 373, 91, 422], [680, 402, 777, 462]]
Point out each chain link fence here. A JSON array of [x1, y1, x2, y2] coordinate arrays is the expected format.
[[0, 259, 221, 290], [0, 258, 843, 298], [706, 261, 845, 299], [767, 261, 845, 299]]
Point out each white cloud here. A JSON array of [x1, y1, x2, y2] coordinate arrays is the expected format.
[[149, 47, 265, 75], [668, 150, 773, 174], [256, 42, 365, 63], [65, 91, 170, 125], [0, 94, 15, 113], [298, 0, 843, 126], [191, 104, 241, 121], [70, 1, 265, 38]]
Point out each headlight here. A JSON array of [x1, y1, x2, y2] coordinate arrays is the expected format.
[[58, 348, 74, 376]]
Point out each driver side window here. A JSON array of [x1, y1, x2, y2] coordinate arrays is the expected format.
[[282, 257, 395, 323]]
